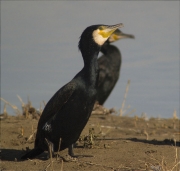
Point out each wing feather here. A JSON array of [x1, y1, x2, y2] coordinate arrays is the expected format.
[[98, 55, 110, 87], [38, 81, 76, 128]]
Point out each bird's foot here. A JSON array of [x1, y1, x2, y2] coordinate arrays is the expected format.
[[60, 154, 78, 162], [66, 144, 94, 161]]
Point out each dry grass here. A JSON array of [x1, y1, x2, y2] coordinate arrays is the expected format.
[[1, 94, 179, 171], [78, 128, 101, 149], [0, 96, 42, 119], [120, 79, 131, 116], [139, 146, 180, 171], [0, 97, 22, 115]]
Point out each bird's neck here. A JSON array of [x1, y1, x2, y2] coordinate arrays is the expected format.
[[82, 46, 100, 87], [82, 53, 99, 87], [101, 43, 121, 64]]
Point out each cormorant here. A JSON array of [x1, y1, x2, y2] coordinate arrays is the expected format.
[[96, 29, 134, 105], [21, 23, 123, 160]]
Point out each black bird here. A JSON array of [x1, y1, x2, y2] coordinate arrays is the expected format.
[[96, 29, 134, 105], [21, 23, 123, 160]]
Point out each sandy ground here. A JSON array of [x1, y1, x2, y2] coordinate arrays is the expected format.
[[0, 109, 180, 171]]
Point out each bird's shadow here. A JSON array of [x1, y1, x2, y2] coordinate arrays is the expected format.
[[0, 149, 47, 162], [127, 138, 180, 146], [1, 138, 179, 162], [99, 137, 180, 147]]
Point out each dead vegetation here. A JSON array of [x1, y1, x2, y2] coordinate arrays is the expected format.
[[1, 95, 43, 120], [1, 114, 180, 170], [0, 94, 179, 171], [139, 145, 180, 171]]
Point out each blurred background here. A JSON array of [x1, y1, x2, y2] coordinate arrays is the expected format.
[[1, 1, 179, 118]]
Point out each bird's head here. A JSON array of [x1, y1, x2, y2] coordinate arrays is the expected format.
[[108, 29, 135, 43], [78, 23, 124, 52]]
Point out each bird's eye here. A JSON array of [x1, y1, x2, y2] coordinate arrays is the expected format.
[[99, 26, 104, 30]]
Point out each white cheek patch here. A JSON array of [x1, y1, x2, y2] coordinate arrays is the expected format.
[[92, 30, 108, 46]]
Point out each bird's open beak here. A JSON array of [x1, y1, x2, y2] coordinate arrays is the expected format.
[[108, 29, 135, 42], [98, 23, 124, 39], [118, 32, 135, 39]]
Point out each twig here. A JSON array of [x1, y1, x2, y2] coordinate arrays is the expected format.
[[3, 103, 8, 116], [43, 101, 46, 106], [44, 162, 51, 171], [170, 161, 180, 171], [142, 129, 149, 140], [45, 138, 54, 171], [60, 159, 64, 171], [56, 138, 62, 160], [17, 95, 25, 107], [119, 80, 131, 116], [27, 95, 32, 108], [39, 102, 43, 116], [173, 109, 178, 119], [27, 129, 37, 141], [0, 97, 21, 115]]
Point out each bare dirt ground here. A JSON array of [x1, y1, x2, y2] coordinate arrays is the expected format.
[[0, 108, 180, 171]]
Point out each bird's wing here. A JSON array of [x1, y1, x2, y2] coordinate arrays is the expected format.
[[38, 81, 76, 127], [98, 55, 110, 86]]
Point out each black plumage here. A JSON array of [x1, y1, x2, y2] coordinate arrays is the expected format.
[[21, 23, 123, 160], [97, 29, 134, 105]]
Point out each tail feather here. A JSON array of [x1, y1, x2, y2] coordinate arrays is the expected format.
[[21, 147, 44, 160]]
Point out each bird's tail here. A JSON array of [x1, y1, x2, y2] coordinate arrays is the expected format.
[[21, 147, 44, 160]]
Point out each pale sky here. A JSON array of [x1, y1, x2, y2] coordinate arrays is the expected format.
[[1, 1, 179, 118]]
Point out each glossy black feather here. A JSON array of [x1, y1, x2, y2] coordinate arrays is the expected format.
[[21, 24, 123, 160], [21, 25, 102, 160], [96, 29, 134, 105], [97, 42, 121, 105]]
